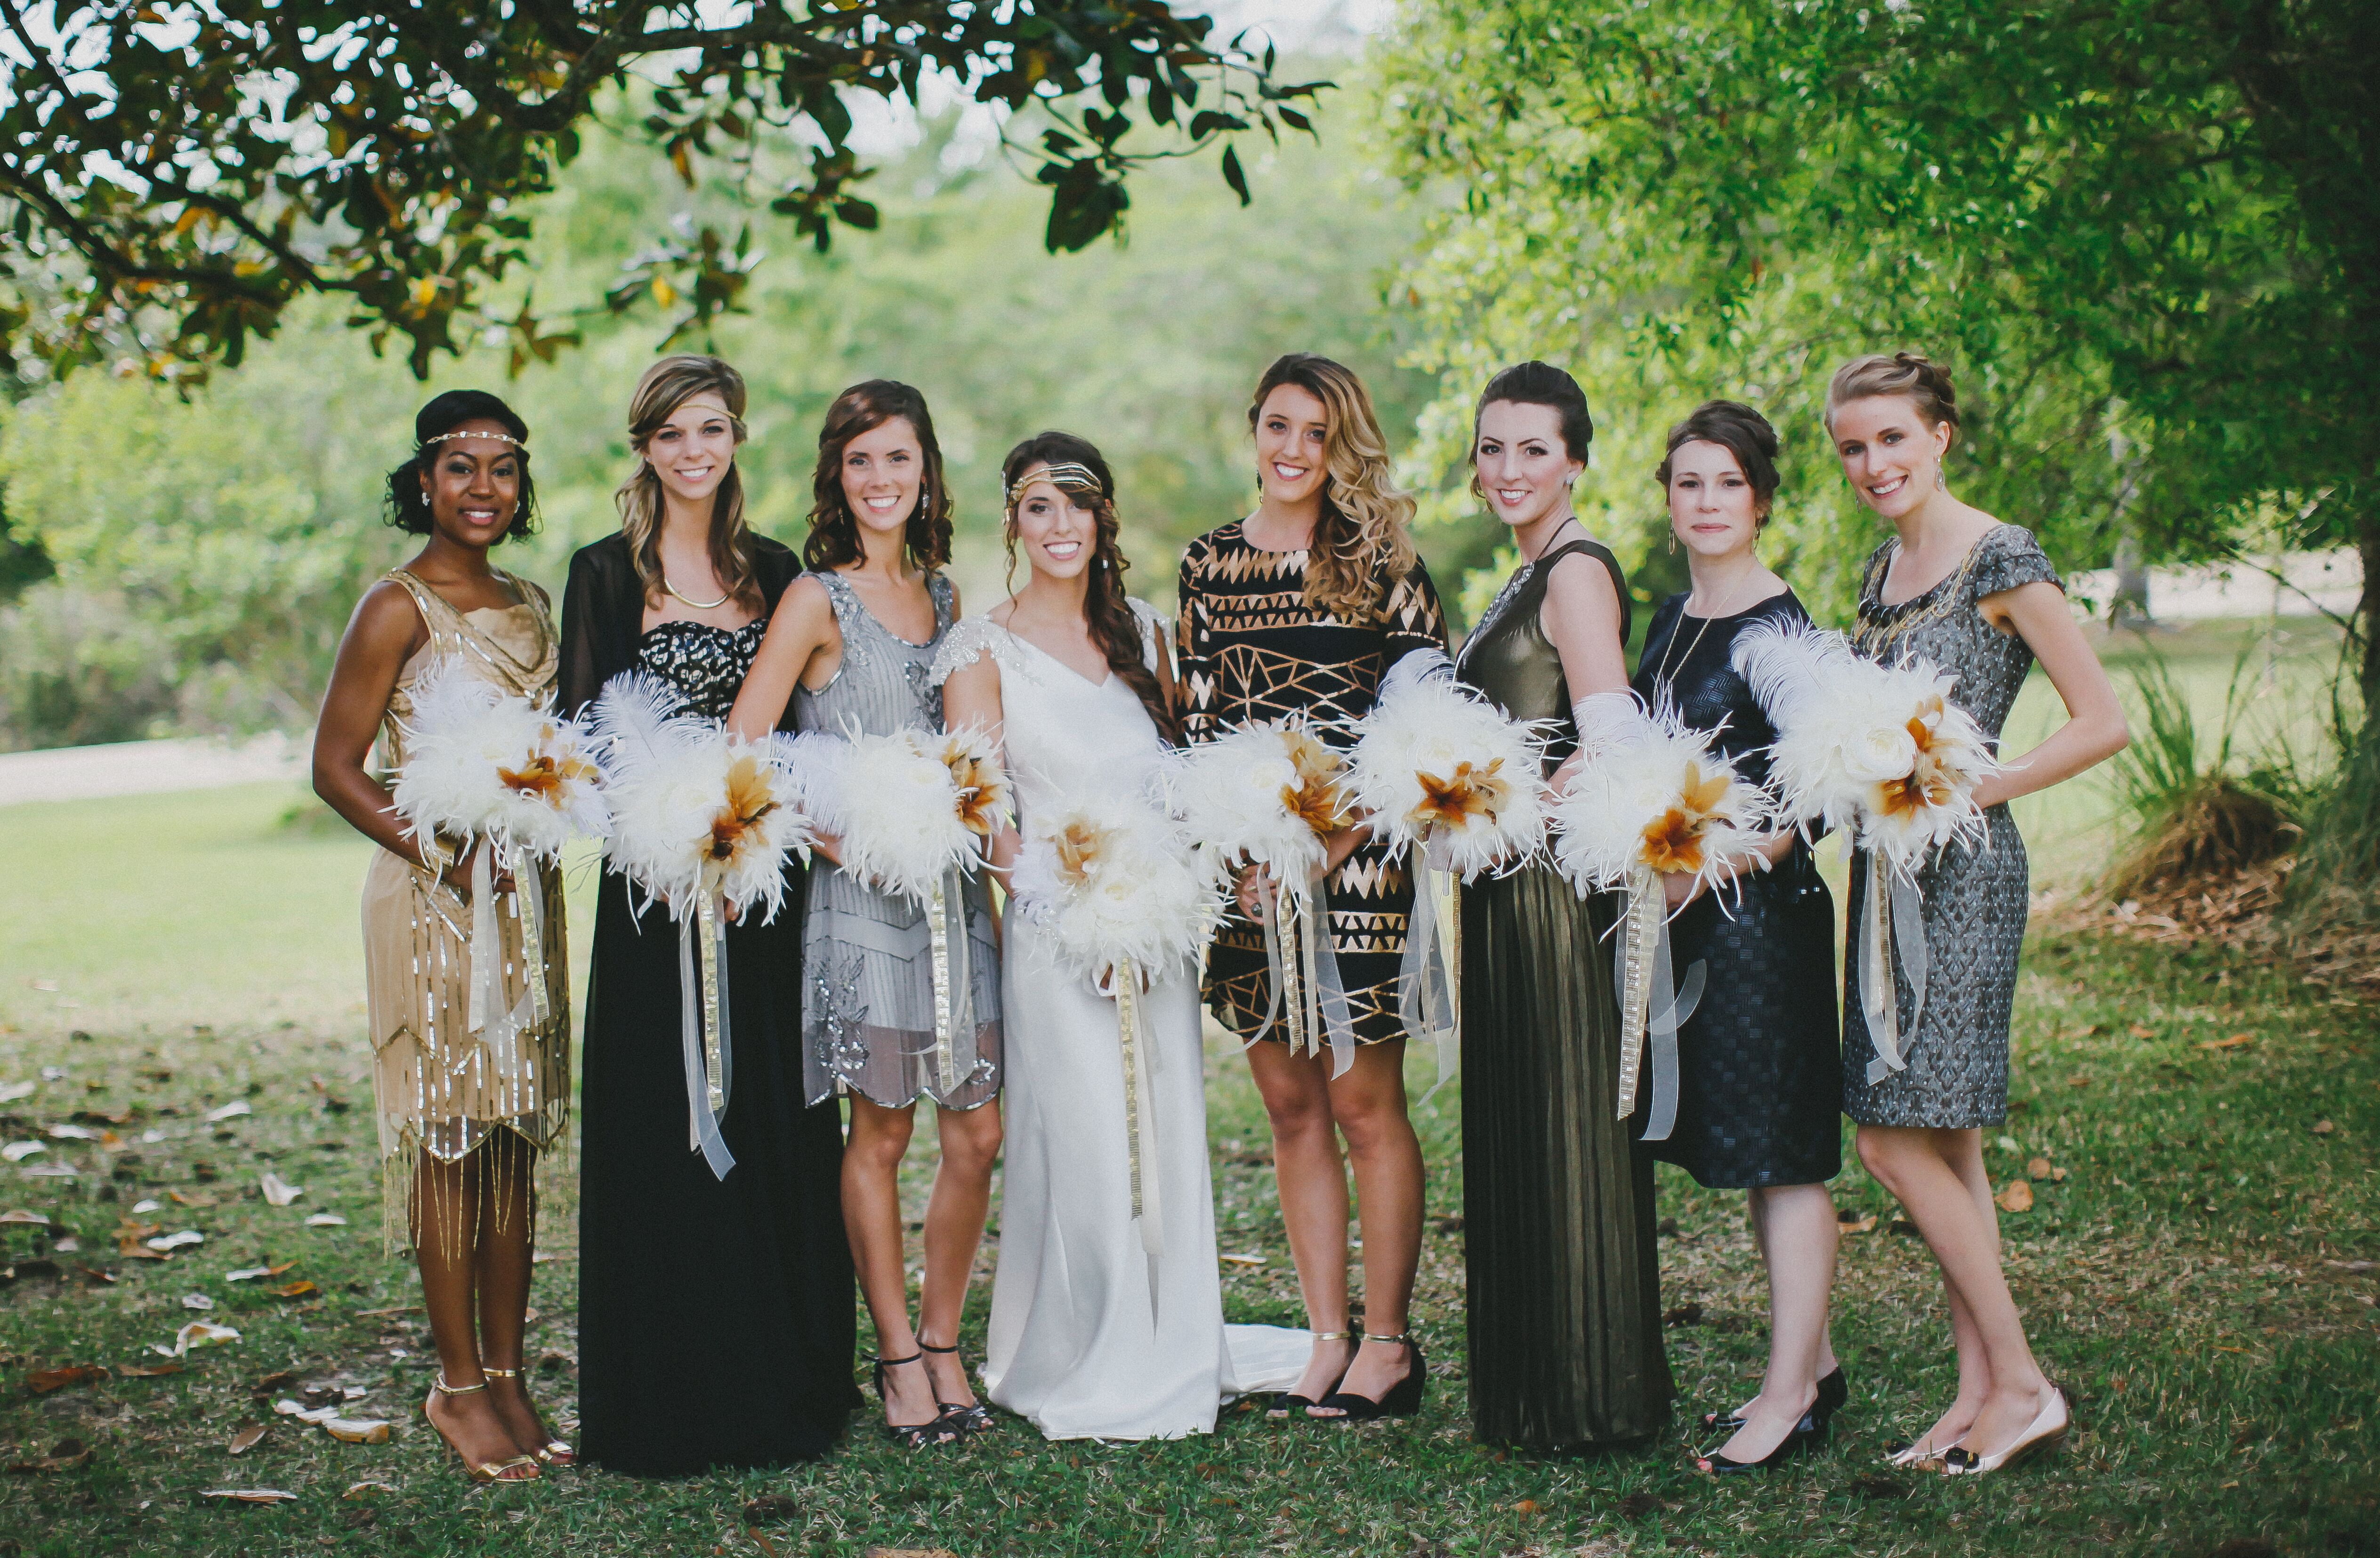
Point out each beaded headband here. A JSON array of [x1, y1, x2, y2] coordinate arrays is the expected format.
[[422, 429, 527, 451], [1005, 461, 1104, 505]]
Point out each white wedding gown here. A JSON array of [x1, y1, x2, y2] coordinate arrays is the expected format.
[[931, 606, 1309, 1441]]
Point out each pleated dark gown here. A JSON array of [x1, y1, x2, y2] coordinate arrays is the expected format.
[[1455, 538, 1673, 1450], [562, 535, 861, 1476]]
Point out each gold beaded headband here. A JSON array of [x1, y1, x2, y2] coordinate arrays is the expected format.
[[423, 429, 526, 450], [1005, 461, 1104, 506]]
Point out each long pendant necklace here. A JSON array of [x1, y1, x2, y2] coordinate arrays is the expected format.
[[662, 573, 731, 611], [1651, 567, 1757, 701]]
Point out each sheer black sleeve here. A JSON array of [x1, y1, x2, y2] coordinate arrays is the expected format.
[[559, 536, 638, 721]]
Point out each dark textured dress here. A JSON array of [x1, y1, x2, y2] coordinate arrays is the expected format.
[[562, 534, 861, 1476], [1842, 523, 2062, 1129], [1175, 520, 1448, 1045], [1630, 589, 1840, 1189], [1454, 536, 1672, 1449]]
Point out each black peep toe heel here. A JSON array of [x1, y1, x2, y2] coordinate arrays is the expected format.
[[1313, 1333, 1427, 1421], [1700, 1365, 1847, 1434], [1267, 1330, 1353, 1420]]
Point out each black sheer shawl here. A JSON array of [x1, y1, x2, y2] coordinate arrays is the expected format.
[[558, 531, 805, 728]]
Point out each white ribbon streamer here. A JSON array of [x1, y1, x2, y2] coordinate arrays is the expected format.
[[1862, 854, 1932, 1085], [925, 865, 973, 1094], [466, 842, 500, 1036], [1396, 835, 1459, 1104], [677, 897, 735, 1181]]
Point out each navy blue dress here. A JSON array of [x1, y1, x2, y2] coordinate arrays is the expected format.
[[1630, 588, 1841, 1189]]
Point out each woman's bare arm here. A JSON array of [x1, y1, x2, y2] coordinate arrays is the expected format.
[[727, 575, 838, 741], [943, 653, 1017, 885], [1973, 580, 2129, 809], [312, 581, 437, 869]]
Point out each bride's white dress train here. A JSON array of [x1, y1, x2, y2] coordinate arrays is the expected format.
[[933, 607, 1308, 1441]]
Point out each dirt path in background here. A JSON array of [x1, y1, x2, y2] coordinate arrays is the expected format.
[[0, 732, 309, 809]]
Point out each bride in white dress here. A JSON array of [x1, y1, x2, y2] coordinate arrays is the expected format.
[[933, 434, 1308, 1441]]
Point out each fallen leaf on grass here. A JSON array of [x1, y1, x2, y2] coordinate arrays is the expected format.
[[75, 1266, 116, 1285], [265, 1281, 318, 1301], [228, 1425, 267, 1455], [226, 1262, 295, 1283], [259, 1173, 303, 1208], [26, 1365, 106, 1395], [2311, 1120, 2335, 1135], [169, 1191, 218, 1208], [115, 1362, 181, 1379], [1837, 1211, 1877, 1234], [320, 1417, 389, 1444], [303, 1214, 347, 1228], [0, 1209, 47, 1227], [145, 1230, 203, 1253], [1218, 1252, 1267, 1266], [0, 1082, 35, 1103], [1996, 1180, 2035, 1213], [2129, 1023, 2156, 1039], [156, 1321, 240, 1358], [2027, 1156, 2053, 1178], [181, 1293, 214, 1311], [344, 1480, 393, 1499], [2324, 1260, 2377, 1274], [130, 1199, 161, 1214], [2066, 1073, 2091, 1088], [2200, 1034, 2254, 1051], [45, 1124, 98, 1140], [1510, 1498, 1541, 1515], [2052, 1166, 2070, 1181], [7, 1437, 90, 1473], [2, 1142, 45, 1162], [202, 1101, 252, 1124], [200, 1488, 296, 1503], [861, 1550, 959, 1558]]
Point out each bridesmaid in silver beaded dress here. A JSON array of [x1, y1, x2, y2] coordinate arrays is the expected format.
[[1825, 353, 2126, 1478], [731, 380, 1002, 1450]]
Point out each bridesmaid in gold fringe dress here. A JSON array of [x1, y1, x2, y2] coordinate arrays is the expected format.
[[1453, 362, 1673, 1449], [314, 392, 571, 1485]]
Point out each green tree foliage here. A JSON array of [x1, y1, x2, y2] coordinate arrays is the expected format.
[[0, 103, 1435, 750], [1377, 0, 2375, 690], [0, 1, 1322, 385]]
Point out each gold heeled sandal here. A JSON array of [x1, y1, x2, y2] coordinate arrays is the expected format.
[[483, 1365, 573, 1466], [424, 1375, 541, 1484]]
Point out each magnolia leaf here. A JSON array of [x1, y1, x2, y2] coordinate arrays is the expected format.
[[0, 1082, 35, 1103], [45, 1124, 98, 1140], [266, 1281, 319, 1301], [130, 1199, 161, 1214], [2312, 1119, 2336, 1135], [180, 1293, 215, 1311], [201, 1488, 298, 1503], [2199, 1034, 2253, 1051], [1995, 1180, 2034, 1213], [228, 1424, 267, 1455], [303, 1214, 347, 1228], [168, 1320, 241, 1356], [2026, 1156, 2053, 1179], [0, 1209, 48, 1226], [115, 1361, 181, 1378], [203, 1101, 252, 1123], [2, 1142, 46, 1162], [26, 1365, 106, 1394], [170, 1191, 218, 1208], [344, 1480, 395, 1499], [321, 1417, 390, 1444], [1218, 1252, 1267, 1266], [226, 1262, 295, 1283], [258, 1172, 303, 1207], [146, 1230, 203, 1253]]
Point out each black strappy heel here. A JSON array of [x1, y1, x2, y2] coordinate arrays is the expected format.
[[917, 1340, 994, 1435], [1700, 1366, 1848, 1434], [1313, 1332, 1427, 1421], [1267, 1330, 1354, 1419], [871, 1353, 964, 1447]]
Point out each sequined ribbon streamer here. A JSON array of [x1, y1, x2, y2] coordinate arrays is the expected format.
[[1103, 961, 1165, 1259], [677, 894, 736, 1180], [1860, 853, 1931, 1085], [924, 866, 974, 1095], [1396, 834, 1459, 1104], [1613, 865, 1705, 1142]]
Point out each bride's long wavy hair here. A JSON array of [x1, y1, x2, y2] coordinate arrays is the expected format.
[[1000, 431, 1177, 744], [1246, 353, 1420, 625]]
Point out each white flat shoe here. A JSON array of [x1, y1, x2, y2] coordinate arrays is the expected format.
[[1939, 1386, 2068, 1475]]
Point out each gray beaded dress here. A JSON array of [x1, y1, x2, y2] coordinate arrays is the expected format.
[[796, 570, 1002, 1111], [1842, 523, 2061, 1128]]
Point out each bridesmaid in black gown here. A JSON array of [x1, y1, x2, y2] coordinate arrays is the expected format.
[[1629, 401, 1842, 1474], [1454, 361, 1672, 1450], [565, 356, 859, 1475]]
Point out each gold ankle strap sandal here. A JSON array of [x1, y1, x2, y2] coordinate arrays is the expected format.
[[425, 1375, 541, 1483], [480, 1366, 574, 1466]]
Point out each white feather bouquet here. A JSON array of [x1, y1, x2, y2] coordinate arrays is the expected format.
[[1729, 616, 2000, 867], [1729, 616, 2004, 1087], [586, 672, 822, 1180], [1172, 718, 1358, 1072], [1550, 700, 1775, 1144], [807, 725, 1010, 907], [1011, 785, 1225, 1252], [389, 656, 606, 1044], [1347, 649, 1548, 879]]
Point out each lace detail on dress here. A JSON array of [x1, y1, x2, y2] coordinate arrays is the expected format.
[[634, 618, 769, 721], [1128, 596, 1168, 675], [928, 615, 1034, 687]]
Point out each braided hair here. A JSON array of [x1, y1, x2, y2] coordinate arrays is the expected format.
[[999, 431, 1177, 744]]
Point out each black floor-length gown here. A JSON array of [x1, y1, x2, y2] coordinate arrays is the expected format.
[[563, 533, 861, 1476], [1454, 537, 1673, 1450]]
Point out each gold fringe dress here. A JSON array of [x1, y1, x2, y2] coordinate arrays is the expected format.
[[362, 568, 572, 1252]]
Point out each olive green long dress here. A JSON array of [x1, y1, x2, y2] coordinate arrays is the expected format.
[[1453, 536, 1673, 1449]]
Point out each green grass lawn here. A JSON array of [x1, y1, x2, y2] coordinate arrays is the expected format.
[[2, 754, 2376, 1556]]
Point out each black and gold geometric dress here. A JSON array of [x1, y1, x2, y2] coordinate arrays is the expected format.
[[1175, 519, 1448, 1047]]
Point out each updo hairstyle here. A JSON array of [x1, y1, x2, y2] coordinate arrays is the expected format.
[[383, 389, 538, 540], [1654, 400, 1782, 524]]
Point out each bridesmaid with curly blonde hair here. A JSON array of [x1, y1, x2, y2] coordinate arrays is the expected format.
[[1175, 353, 1448, 1421]]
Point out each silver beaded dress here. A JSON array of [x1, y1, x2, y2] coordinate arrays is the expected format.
[[796, 569, 1003, 1110], [1842, 523, 2061, 1128]]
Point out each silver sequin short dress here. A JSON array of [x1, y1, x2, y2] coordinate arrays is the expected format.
[[796, 570, 1002, 1111], [1842, 523, 2061, 1129]]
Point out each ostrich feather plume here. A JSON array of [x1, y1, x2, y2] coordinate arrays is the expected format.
[[586, 672, 812, 921], [1730, 616, 2000, 869], [1550, 703, 1774, 898], [1347, 648, 1548, 878], [391, 656, 608, 865], [806, 725, 1006, 906], [1170, 719, 1350, 882], [1011, 787, 1226, 984]]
